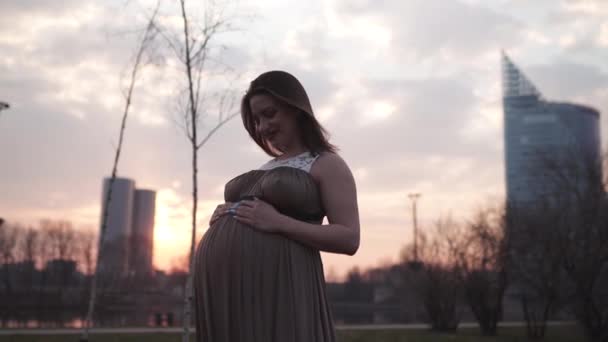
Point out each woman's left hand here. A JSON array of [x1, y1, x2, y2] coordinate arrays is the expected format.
[[234, 197, 286, 233]]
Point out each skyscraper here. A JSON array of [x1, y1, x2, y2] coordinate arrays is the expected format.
[[99, 177, 156, 283], [131, 189, 156, 277], [100, 178, 135, 279], [502, 53, 601, 206]]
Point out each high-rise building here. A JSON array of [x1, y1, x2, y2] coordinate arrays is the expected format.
[[502, 53, 601, 206], [100, 178, 135, 279], [131, 189, 156, 277], [99, 177, 156, 282]]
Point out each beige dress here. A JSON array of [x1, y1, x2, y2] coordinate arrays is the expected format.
[[194, 152, 335, 342]]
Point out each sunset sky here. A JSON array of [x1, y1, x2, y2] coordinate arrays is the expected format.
[[1, 0, 607, 279]]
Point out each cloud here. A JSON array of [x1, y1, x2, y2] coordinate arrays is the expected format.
[[330, 0, 524, 62], [325, 76, 484, 165], [560, 0, 608, 17], [527, 60, 608, 99], [0, 0, 83, 18], [2, 0, 606, 276], [524, 59, 608, 139]]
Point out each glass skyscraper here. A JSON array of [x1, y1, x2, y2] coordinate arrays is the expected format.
[[502, 53, 601, 205]]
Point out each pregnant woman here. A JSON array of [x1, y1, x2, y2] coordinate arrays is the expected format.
[[194, 70, 360, 342]]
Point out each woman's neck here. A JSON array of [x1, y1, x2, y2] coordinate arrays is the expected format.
[[276, 146, 309, 161]]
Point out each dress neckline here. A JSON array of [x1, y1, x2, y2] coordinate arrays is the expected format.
[[273, 151, 311, 162], [226, 166, 319, 190]]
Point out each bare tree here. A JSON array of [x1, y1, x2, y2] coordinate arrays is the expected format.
[[35, 223, 54, 312], [80, 5, 160, 341], [42, 220, 76, 261], [18, 227, 40, 291], [535, 147, 608, 342], [19, 227, 39, 263], [0, 222, 18, 295], [77, 231, 97, 277], [507, 202, 566, 339], [455, 207, 509, 336], [0, 223, 18, 263], [402, 217, 464, 332], [153, 2, 240, 340], [39, 219, 78, 291]]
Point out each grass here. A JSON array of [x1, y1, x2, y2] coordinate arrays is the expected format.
[[0, 326, 586, 342], [337, 326, 585, 342]]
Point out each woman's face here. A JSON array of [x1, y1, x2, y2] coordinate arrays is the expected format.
[[249, 93, 301, 153]]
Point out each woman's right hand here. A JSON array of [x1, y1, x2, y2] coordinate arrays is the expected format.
[[209, 202, 234, 226]]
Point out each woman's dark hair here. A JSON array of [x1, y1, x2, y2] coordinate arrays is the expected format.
[[241, 71, 337, 157]]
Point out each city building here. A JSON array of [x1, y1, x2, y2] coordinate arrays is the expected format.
[[130, 189, 156, 277], [99, 177, 156, 283], [502, 53, 601, 206]]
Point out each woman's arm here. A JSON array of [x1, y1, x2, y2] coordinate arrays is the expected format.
[[235, 152, 360, 255]]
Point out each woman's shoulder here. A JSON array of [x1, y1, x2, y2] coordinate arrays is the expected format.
[[315, 151, 347, 165], [311, 151, 353, 179]]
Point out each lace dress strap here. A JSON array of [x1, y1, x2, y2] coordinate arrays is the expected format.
[[258, 151, 320, 173]]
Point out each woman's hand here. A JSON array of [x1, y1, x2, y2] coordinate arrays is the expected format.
[[234, 197, 286, 233], [209, 202, 234, 226]]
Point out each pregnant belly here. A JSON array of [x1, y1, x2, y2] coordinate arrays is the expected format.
[[193, 216, 333, 341], [195, 215, 322, 281]]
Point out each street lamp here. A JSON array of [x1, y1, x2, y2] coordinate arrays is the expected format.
[[1, 102, 11, 227], [407, 193, 422, 270]]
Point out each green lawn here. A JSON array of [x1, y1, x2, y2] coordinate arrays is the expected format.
[[0, 326, 586, 342]]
